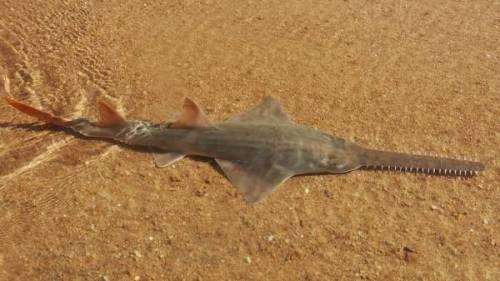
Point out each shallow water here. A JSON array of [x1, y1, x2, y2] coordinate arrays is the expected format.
[[0, 1, 498, 280]]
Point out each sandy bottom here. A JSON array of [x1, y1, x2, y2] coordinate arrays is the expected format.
[[0, 1, 498, 280]]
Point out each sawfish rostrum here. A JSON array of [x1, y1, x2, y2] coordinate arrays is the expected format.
[[2, 76, 485, 203]]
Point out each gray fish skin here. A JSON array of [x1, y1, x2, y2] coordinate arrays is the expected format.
[[66, 117, 367, 203], [68, 119, 362, 174], [68, 110, 484, 177], [4, 92, 486, 203]]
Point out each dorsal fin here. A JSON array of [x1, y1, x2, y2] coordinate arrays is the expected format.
[[169, 97, 212, 129], [226, 96, 292, 124], [96, 100, 127, 127]]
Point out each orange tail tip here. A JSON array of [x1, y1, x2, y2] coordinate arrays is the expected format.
[[3, 96, 68, 126], [2, 75, 68, 126]]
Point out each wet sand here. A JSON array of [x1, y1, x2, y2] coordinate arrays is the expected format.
[[0, 1, 498, 280]]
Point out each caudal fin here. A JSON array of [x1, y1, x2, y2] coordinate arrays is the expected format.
[[1, 76, 68, 126], [4, 96, 69, 126], [355, 148, 485, 176]]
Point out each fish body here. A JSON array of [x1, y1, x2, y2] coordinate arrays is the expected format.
[[1, 76, 485, 202], [136, 122, 360, 174]]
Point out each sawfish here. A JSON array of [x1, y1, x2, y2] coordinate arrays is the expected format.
[[1, 76, 485, 202]]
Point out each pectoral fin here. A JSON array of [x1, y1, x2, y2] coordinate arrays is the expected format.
[[216, 158, 294, 203], [153, 152, 185, 167]]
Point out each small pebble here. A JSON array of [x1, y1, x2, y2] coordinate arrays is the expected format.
[[134, 276, 140, 281], [323, 190, 333, 198], [133, 251, 142, 258], [267, 235, 274, 242], [169, 175, 181, 182], [304, 188, 310, 194], [403, 246, 416, 262], [244, 256, 252, 264]]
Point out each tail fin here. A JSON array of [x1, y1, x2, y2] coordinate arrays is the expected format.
[[2, 75, 68, 126], [356, 148, 485, 176], [4, 96, 69, 126]]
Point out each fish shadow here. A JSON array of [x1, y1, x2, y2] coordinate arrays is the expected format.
[[0, 121, 53, 131]]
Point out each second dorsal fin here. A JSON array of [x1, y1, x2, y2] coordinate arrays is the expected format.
[[169, 97, 212, 129], [96, 100, 127, 127]]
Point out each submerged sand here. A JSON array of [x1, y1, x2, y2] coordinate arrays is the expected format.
[[0, 1, 498, 280]]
